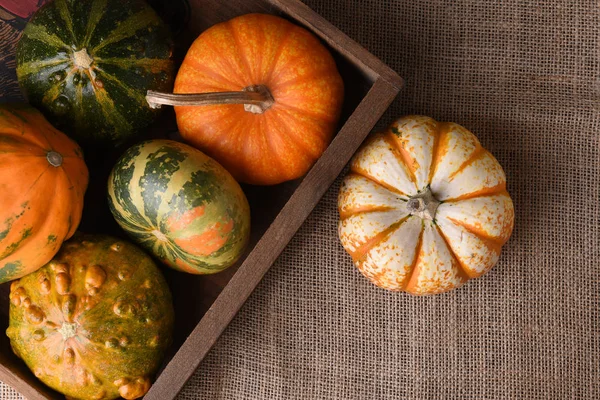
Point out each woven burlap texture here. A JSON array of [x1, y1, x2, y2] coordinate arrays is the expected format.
[[2, 0, 599, 399]]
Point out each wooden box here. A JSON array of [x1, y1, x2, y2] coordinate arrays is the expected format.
[[0, 0, 402, 398]]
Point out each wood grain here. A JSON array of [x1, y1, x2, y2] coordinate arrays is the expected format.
[[0, 0, 402, 398], [270, 0, 404, 90], [143, 77, 399, 400]]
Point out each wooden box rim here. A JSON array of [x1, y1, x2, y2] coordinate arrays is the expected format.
[[0, 0, 403, 399]]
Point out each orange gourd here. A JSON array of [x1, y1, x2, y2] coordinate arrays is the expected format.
[[0, 104, 88, 283], [151, 13, 344, 185]]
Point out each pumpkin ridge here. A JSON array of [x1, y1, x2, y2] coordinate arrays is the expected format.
[[347, 170, 408, 197], [262, 114, 286, 175], [443, 189, 510, 203], [267, 108, 323, 158], [73, 72, 84, 118], [434, 224, 475, 279], [98, 57, 172, 75], [447, 145, 485, 180], [55, 0, 75, 41], [60, 166, 81, 238], [154, 157, 206, 228], [199, 33, 251, 86], [0, 134, 46, 155], [227, 20, 256, 83], [12, 109, 53, 149], [0, 227, 33, 260], [93, 84, 132, 139], [181, 111, 251, 178], [41, 81, 69, 113], [351, 215, 411, 261], [0, 206, 26, 242], [274, 98, 338, 124], [427, 121, 450, 184], [274, 69, 344, 91], [24, 166, 51, 197], [382, 134, 419, 190], [16, 57, 70, 78], [445, 216, 507, 247], [258, 115, 293, 180], [92, 7, 160, 53], [339, 206, 397, 221], [18, 169, 74, 254], [402, 220, 425, 292], [22, 23, 70, 50], [265, 22, 296, 83], [179, 57, 243, 90], [95, 68, 146, 104], [232, 113, 284, 180], [82, 0, 108, 47], [442, 183, 507, 203]]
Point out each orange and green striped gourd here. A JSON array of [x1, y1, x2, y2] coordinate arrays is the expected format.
[[107, 140, 251, 274]]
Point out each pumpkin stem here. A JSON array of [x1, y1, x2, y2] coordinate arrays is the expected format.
[[406, 187, 440, 221], [145, 85, 275, 114]]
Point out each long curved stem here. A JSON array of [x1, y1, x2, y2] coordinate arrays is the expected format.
[[146, 85, 274, 114]]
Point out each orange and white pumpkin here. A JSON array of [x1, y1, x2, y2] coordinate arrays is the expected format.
[[338, 115, 514, 295]]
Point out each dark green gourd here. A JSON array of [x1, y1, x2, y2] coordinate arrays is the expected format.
[[16, 0, 175, 147]]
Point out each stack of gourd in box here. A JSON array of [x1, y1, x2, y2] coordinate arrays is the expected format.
[[0, 0, 514, 399]]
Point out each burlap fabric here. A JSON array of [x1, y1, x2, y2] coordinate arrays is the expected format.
[[2, 0, 599, 399]]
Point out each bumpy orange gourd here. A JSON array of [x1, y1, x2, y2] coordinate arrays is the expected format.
[[338, 116, 514, 295], [174, 13, 344, 185], [0, 104, 88, 283]]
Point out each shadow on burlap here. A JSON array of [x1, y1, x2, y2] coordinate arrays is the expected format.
[[176, 1, 599, 399]]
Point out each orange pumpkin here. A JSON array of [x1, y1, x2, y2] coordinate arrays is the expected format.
[[0, 104, 88, 283], [170, 13, 344, 185]]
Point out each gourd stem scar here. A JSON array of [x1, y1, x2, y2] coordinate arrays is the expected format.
[[406, 187, 440, 221], [46, 151, 63, 167], [58, 322, 78, 340], [73, 48, 93, 69]]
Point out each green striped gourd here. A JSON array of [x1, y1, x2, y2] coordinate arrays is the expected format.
[[108, 140, 251, 274], [16, 0, 174, 147]]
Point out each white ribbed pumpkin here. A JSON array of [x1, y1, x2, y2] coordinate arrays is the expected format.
[[338, 115, 514, 295]]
